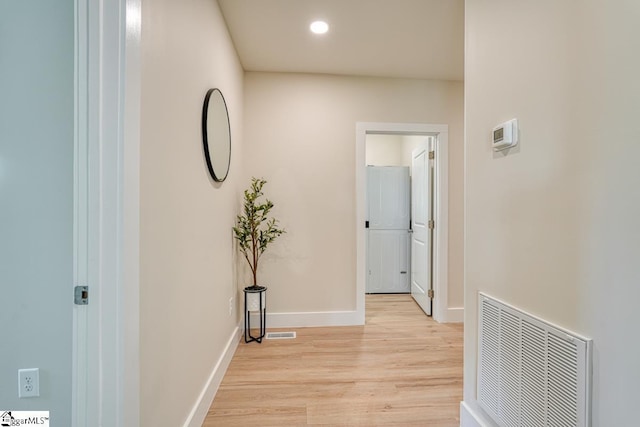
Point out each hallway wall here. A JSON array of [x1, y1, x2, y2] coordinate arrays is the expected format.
[[463, 1, 640, 424], [0, 1, 74, 423], [243, 72, 464, 317], [139, 0, 244, 425]]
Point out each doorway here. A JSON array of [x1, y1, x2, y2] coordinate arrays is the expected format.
[[356, 122, 449, 323]]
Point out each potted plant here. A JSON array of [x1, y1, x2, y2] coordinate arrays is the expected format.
[[233, 177, 285, 306]]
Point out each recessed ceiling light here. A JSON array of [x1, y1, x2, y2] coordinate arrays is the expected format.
[[310, 20, 329, 34]]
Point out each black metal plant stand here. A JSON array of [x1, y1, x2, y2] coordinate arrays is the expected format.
[[244, 286, 267, 343]]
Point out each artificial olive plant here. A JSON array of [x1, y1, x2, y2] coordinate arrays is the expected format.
[[232, 177, 285, 289]]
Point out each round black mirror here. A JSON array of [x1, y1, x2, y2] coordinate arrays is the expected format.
[[202, 88, 231, 182]]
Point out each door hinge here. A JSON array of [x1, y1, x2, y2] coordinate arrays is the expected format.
[[428, 151, 435, 160], [428, 289, 434, 299], [74, 285, 88, 305], [428, 219, 435, 229]]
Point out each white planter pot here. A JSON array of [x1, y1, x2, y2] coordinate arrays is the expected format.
[[245, 287, 266, 312]]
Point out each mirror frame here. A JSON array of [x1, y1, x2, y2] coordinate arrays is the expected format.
[[202, 88, 231, 182]]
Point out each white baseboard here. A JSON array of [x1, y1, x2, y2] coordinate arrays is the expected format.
[[249, 310, 362, 328], [460, 401, 495, 427], [433, 307, 463, 324], [445, 307, 464, 323], [249, 307, 461, 328], [250, 308, 458, 328], [183, 326, 241, 427]]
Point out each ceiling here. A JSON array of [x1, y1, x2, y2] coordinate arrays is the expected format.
[[217, 0, 464, 81]]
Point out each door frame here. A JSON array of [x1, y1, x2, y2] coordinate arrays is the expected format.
[[73, 0, 141, 425], [356, 122, 449, 323]]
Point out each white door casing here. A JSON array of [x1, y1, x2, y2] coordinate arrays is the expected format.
[[411, 140, 432, 315], [74, 0, 141, 425]]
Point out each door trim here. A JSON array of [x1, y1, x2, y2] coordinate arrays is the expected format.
[[72, 0, 90, 423], [356, 122, 449, 323], [73, 0, 141, 425]]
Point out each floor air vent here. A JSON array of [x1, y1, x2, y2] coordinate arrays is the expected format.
[[478, 293, 592, 427], [265, 331, 296, 340]]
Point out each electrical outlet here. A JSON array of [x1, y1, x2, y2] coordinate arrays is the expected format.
[[18, 368, 40, 398], [228, 297, 234, 315]]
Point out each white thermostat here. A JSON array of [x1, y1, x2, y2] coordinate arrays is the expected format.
[[492, 118, 518, 151]]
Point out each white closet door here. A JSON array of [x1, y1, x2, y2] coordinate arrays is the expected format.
[[367, 166, 410, 230], [367, 230, 411, 293]]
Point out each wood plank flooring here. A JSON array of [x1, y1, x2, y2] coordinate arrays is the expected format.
[[204, 294, 463, 426]]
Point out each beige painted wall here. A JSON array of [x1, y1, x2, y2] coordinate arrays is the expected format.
[[366, 135, 433, 169], [243, 72, 464, 314], [139, 0, 244, 425], [464, 0, 640, 424], [366, 134, 404, 166]]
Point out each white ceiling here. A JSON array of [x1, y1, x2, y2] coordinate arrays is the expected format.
[[217, 0, 464, 81]]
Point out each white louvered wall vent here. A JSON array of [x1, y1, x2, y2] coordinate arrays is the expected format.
[[478, 293, 592, 427]]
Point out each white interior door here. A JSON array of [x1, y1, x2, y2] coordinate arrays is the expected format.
[[366, 166, 411, 293], [367, 166, 410, 230], [411, 140, 432, 315], [367, 230, 411, 293]]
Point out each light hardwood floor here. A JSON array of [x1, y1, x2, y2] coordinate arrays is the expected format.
[[204, 294, 463, 426]]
